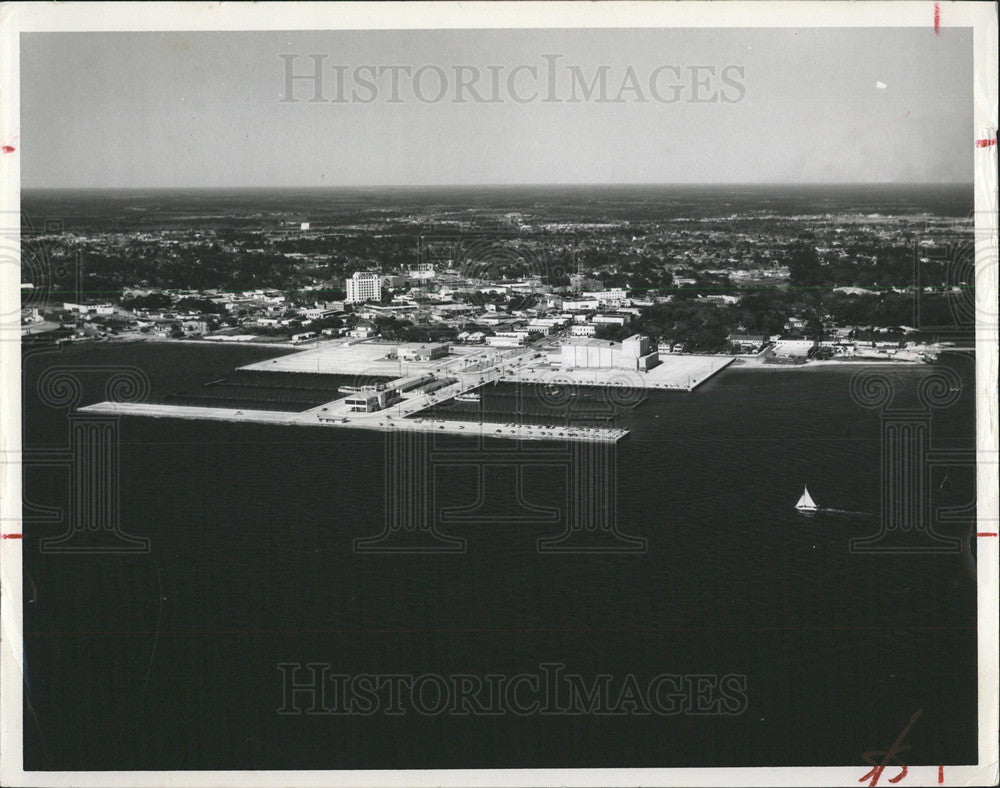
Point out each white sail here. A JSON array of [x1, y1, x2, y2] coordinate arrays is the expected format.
[[796, 486, 818, 511]]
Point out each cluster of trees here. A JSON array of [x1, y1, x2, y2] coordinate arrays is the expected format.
[[79, 244, 317, 294], [594, 302, 735, 352], [121, 292, 172, 311], [593, 285, 970, 353], [370, 315, 458, 343], [784, 241, 956, 289], [120, 293, 227, 314]]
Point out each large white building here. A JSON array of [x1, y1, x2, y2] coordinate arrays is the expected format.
[[582, 288, 630, 307], [560, 334, 659, 371], [346, 271, 382, 304]]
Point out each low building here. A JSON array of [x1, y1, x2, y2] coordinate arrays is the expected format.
[[525, 321, 553, 336], [727, 333, 767, 353], [344, 384, 401, 413], [592, 313, 631, 326], [571, 324, 597, 337], [700, 294, 739, 306], [63, 302, 115, 316], [583, 288, 630, 306], [183, 319, 210, 335], [301, 306, 342, 319], [485, 332, 524, 347], [562, 299, 601, 312], [772, 339, 814, 358], [396, 342, 450, 362]]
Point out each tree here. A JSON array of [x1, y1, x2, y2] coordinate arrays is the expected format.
[[124, 292, 173, 311], [595, 323, 634, 342], [786, 242, 821, 287]]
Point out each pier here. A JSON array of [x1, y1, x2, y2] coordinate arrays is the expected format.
[[77, 401, 629, 442]]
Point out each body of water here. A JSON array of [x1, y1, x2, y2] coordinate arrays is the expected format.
[[21, 341, 978, 770]]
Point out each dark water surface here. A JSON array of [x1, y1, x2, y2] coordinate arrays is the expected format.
[[21, 342, 978, 770]]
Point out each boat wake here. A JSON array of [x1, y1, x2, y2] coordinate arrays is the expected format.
[[814, 508, 873, 518], [795, 486, 872, 518]]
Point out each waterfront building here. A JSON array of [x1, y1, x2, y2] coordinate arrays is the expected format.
[[772, 338, 814, 358], [345, 384, 401, 413], [396, 343, 450, 362], [727, 333, 768, 353], [560, 334, 659, 371]]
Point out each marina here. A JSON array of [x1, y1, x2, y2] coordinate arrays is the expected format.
[[75, 338, 740, 441]]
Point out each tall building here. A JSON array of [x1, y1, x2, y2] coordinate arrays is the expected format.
[[346, 271, 382, 304]]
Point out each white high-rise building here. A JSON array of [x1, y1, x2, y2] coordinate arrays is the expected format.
[[346, 271, 382, 304]]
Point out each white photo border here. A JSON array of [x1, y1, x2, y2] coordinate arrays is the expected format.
[[1, 2, 996, 786]]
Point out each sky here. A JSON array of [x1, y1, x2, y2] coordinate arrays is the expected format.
[[20, 27, 974, 188]]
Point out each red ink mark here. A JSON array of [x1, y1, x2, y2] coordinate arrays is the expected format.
[[977, 532, 998, 537], [860, 708, 922, 786], [938, 765, 944, 783], [1, 145, 14, 154], [975, 138, 996, 148], [934, 3, 941, 35], [1, 533, 23, 539]]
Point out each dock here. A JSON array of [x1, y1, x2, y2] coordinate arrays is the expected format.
[[502, 354, 736, 391], [77, 401, 629, 443]]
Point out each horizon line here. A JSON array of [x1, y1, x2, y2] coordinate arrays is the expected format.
[[21, 181, 976, 192]]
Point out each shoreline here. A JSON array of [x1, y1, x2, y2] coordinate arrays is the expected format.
[[729, 358, 945, 370]]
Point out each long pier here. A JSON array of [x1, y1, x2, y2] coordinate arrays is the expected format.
[[77, 401, 629, 443]]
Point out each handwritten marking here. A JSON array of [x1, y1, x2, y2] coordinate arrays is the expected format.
[[934, 3, 941, 35], [0, 145, 14, 154], [975, 138, 996, 148], [938, 764, 943, 783], [860, 708, 922, 787], [976, 531, 998, 537], [1, 533, 23, 539]]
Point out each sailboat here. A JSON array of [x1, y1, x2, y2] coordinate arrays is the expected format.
[[795, 486, 818, 513]]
